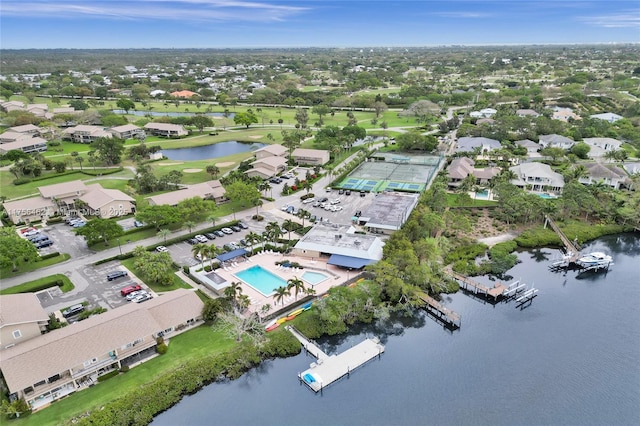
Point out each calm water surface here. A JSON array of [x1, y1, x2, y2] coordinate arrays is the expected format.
[[154, 234, 640, 426], [162, 141, 266, 161]]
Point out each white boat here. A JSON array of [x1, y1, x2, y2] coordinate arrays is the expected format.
[[576, 252, 613, 267]]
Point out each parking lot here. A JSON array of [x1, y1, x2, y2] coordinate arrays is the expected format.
[[280, 189, 375, 225], [43, 222, 95, 258]]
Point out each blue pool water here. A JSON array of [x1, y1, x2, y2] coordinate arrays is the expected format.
[[301, 271, 329, 285], [537, 192, 557, 199], [235, 265, 287, 296]]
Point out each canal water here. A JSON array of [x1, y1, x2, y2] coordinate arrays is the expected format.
[[161, 141, 266, 161], [153, 233, 640, 426]]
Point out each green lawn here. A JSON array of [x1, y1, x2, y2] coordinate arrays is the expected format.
[[2, 169, 135, 200], [120, 258, 192, 293], [14, 326, 235, 426], [0, 274, 74, 295], [0, 254, 71, 279]]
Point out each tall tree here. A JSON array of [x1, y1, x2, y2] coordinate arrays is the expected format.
[[116, 98, 136, 114], [191, 115, 213, 133], [0, 228, 40, 272], [206, 164, 220, 179], [90, 137, 125, 166], [274, 286, 291, 306], [287, 276, 306, 301], [137, 205, 180, 230], [233, 111, 258, 128], [75, 218, 124, 245]]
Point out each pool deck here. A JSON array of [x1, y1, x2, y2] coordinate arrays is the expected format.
[[288, 325, 385, 393], [212, 251, 351, 313]]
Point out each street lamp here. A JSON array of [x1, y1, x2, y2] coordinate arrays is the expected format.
[[117, 238, 122, 255]]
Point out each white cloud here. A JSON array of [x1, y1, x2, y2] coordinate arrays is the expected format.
[[577, 11, 640, 28], [0, 0, 309, 22]]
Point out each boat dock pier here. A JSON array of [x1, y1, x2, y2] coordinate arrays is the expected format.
[[502, 280, 527, 298], [448, 272, 507, 300], [418, 293, 461, 328], [544, 215, 581, 262], [288, 326, 385, 393]]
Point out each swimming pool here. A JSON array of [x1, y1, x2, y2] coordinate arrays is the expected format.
[[235, 265, 288, 296], [537, 193, 557, 199], [301, 271, 329, 285]]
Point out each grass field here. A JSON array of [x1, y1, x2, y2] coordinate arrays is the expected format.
[[120, 258, 192, 292], [0, 253, 71, 279], [1, 169, 135, 200], [14, 326, 235, 426], [0, 274, 74, 295]]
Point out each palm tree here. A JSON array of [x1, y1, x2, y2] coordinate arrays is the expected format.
[[157, 228, 170, 243], [205, 244, 223, 267], [182, 221, 195, 234], [302, 179, 313, 194], [274, 286, 290, 306], [237, 294, 251, 311], [297, 209, 310, 228], [282, 219, 294, 241], [224, 281, 243, 308], [192, 243, 208, 269], [206, 164, 220, 179], [265, 221, 282, 248], [245, 231, 262, 250], [287, 276, 306, 301], [206, 214, 217, 228], [75, 155, 84, 170]]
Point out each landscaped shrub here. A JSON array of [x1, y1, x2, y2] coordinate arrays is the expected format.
[[259, 330, 301, 358], [97, 370, 120, 382], [39, 252, 61, 261], [183, 265, 190, 275], [252, 214, 264, 221]]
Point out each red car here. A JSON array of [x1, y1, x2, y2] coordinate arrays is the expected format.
[[121, 284, 142, 297]]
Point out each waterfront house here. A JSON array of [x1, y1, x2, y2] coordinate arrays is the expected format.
[[143, 123, 188, 138], [510, 162, 565, 193]]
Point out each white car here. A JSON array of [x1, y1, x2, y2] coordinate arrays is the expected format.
[[302, 198, 315, 204], [194, 234, 208, 243], [126, 290, 148, 301], [330, 199, 341, 205], [221, 227, 234, 235], [281, 205, 290, 211], [332, 205, 343, 212], [156, 246, 169, 253], [24, 229, 40, 237]]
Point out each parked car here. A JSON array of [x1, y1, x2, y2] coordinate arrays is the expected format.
[[186, 238, 199, 245], [221, 227, 234, 235], [133, 293, 153, 303], [338, 189, 344, 195], [107, 270, 128, 281], [230, 225, 242, 232], [345, 190, 351, 196], [204, 232, 217, 240], [302, 198, 315, 204], [214, 230, 225, 238], [285, 205, 295, 214], [310, 215, 317, 222], [269, 177, 282, 184], [237, 222, 249, 229], [126, 290, 147, 301], [62, 304, 85, 319], [121, 284, 142, 296], [64, 217, 80, 224], [156, 246, 169, 252], [354, 210, 362, 217], [35, 239, 54, 249], [330, 199, 341, 205], [360, 191, 366, 197], [312, 201, 321, 207], [28, 234, 49, 243], [194, 234, 208, 243], [72, 221, 86, 228], [240, 239, 248, 246], [223, 243, 234, 252], [326, 188, 332, 193], [21, 227, 37, 235], [281, 204, 291, 211], [134, 220, 145, 227], [319, 197, 329, 203], [68, 219, 83, 226], [280, 174, 290, 179], [24, 229, 40, 237]]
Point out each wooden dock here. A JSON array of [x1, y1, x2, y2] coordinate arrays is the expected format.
[[288, 326, 385, 393], [544, 215, 581, 260], [448, 272, 507, 299], [418, 293, 461, 328]]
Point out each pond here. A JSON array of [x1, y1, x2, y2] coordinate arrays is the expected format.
[[112, 109, 235, 118], [161, 141, 266, 161]]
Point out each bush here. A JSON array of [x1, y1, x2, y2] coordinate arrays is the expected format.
[[120, 365, 129, 373], [252, 214, 264, 221], [97, 370, 120, 382], [156, 343, 168, 355], [13, 177, 32, 185], [259, 330, 302, 358], [183, 265, 190, 275], [39, 252, 61, 261]]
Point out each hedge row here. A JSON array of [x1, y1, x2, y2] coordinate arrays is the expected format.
[[94, 221, 239, 265], [39, 251, 61, 261], [76, 333, 301, 425], [12, 167, 124, 185]]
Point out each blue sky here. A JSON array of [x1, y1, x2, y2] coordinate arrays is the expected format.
[[1, 1, 638, 49]]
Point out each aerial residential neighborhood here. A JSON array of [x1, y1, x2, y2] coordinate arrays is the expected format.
[[0, 24, 639, 426]]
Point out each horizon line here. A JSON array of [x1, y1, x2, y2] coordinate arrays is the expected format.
[[2, 42, 639, 51]]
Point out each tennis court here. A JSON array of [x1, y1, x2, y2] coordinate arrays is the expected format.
[[336, 153, 442, 193]]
